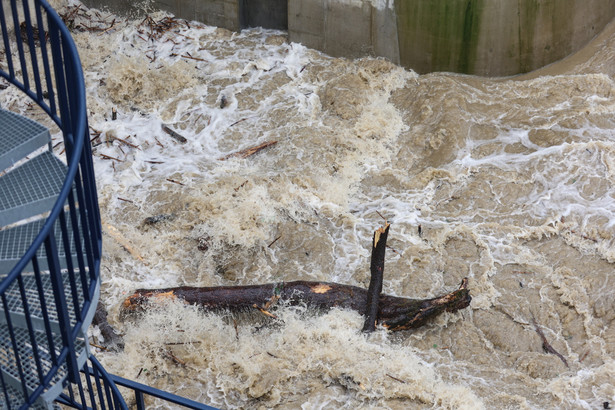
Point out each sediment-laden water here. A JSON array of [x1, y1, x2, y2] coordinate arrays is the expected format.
[[3, 1, 615, 408]]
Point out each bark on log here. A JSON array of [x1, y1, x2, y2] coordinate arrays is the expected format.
[[121, 278, 471, 331]]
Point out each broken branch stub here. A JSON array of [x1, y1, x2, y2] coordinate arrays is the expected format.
[[363, 222, 390, 332]]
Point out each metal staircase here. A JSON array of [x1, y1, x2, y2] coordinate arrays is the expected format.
[[0, 1, 214, 409], [0, 106, 95, 408]]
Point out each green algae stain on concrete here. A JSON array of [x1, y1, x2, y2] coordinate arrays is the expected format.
[[459, 0, 483, 73], [395, 0, 484, 74], [516, 0, 576, 74]]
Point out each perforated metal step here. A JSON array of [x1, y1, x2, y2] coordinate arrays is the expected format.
[[0, 151, 67, 227], [0, 382, 50, 409], [0, 323, 87, 409], [0, 108, 50, 172], [0, 212, 82, 275], [0, 271, 99, 337]]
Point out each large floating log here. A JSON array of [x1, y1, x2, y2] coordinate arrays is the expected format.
[[121, 278, 471, 331]]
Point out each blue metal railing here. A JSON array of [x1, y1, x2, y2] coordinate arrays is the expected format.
[[58, 357, 216, 410], [0, 0, 107, 407]]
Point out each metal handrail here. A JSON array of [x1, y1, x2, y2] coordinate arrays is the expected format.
[[0, 0, 103, 407], [57, 356, 215, 410]]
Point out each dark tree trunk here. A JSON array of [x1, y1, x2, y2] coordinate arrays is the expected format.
[[121, 224, 472, 332], [121, 278, 471, 331]]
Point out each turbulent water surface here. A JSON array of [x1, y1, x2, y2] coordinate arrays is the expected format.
[[3, 1, 615, 408]]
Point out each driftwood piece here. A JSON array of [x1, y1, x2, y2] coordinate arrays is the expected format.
[[162, 124, 187, 144], [219, 140, 278, 160], [120, 225, 471, 332], [93, 304, 124, 350], [121, 279, 471, 331], [363, 223, 390, 332], [532, 317, 569, 367]]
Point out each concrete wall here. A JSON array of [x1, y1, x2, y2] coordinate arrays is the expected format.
[[394, 0, 615, 75], [81, 0, 615, 76], [288, 0, 399, 64]]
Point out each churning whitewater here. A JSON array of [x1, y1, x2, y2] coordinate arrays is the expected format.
[[2, 0, 615, 408]]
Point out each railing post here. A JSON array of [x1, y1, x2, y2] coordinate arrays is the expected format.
[[44, 234, 80, 384]]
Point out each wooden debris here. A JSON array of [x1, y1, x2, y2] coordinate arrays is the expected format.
[[121, 278, 471, 332], [386, 374, 406, 384], [103, 223, 148, 266], [363, 223, 390, 332], [120, 225, 471, 332], [162, 124, 187, 144], [100, 153, 122, 162], [234, 180, 249, 191], [182, 53, 206, 62], [532, 318, 569, 367], [268, 235, 282, 248], [143, 213, 175, 226], [229, 118, 249, 127], [92, 304, 124, 350], [219, 140, 278, 160], [166, 178, 185, 186]]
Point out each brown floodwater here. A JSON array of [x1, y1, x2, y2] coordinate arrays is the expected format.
[[4, 1, 615, 408]]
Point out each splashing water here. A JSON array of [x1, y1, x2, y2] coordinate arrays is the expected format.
[[3, 1, 615, 408]]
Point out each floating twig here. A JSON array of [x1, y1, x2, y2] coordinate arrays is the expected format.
[[219, 140, 278, 160], [253, 304, 278, 319], [268, 235, 282, 248], [181, 53, 205, 62], [117, 197, 134, 203], [229, 118, 248, 127], [164, 341, 202, 346], [161, 349, 186, 367], [166, 178, 185, 186], [116, 136, 139, 149], [162, 124, 187, 144], [143, 213, 175, 225], [386, 374, 406, 384], [532, 318, 569, 367], [375, 210, 387, 222], [234, 180, 248, 192], [233, 318, 239, 340], [100, 153, 122, 162], [386, 245, 400, 256], [89, 342, 107, 351]]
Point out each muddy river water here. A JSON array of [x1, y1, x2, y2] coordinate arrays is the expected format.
[[4, 1, 615, 408]]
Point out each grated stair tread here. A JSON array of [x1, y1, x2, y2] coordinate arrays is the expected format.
[[0, 151, 67, 227], [0, 323, 87, 409], [0, 383, 51, 409], [0, 271, 94, 334], [0, 212, 82, 275], [0, 109, 50, 172]]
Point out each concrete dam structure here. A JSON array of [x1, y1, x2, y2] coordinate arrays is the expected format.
[[83, 0, 615, 76]]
